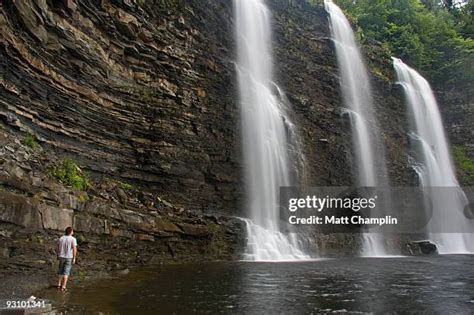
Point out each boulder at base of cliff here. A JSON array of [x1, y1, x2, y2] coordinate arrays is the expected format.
[[406, 240, 438, 255]]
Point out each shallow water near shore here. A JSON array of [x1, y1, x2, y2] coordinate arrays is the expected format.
[[40, 255, 474, 314]]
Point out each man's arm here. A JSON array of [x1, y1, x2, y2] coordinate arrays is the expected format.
[[72, 244, 77, 263], [56, 239, 60, 258]]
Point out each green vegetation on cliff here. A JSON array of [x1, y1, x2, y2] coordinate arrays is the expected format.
[[49, 159, 90, 190], [21, 133, 38, 149], [452, 145, 474, 183], [334, 0, 474, 88]]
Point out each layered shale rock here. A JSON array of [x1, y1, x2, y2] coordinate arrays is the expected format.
[[0, 0, 414, 216], [0, 0, 240, 212]]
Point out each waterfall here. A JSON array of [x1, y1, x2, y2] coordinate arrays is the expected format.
[[393, 58, 474, 254], [234, 0, 308, 261], [325, 0, 390, 256]]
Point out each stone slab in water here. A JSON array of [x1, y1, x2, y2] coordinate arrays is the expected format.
[[407, 240, 438, 255]]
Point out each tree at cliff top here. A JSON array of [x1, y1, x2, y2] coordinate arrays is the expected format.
[[334, 0, 474, 89]]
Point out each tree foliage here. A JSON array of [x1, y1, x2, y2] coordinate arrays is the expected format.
[[335, 0, 474, 88]]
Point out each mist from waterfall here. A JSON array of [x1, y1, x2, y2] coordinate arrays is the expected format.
[[325, 0, 390, 256], [393, 58, 474, 254], [234, 0, 308, 261]]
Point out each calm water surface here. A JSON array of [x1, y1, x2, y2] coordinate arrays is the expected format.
[[41, 255, 474, 314]]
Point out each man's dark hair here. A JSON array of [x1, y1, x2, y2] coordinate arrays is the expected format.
[[65, 227, 73, 235]]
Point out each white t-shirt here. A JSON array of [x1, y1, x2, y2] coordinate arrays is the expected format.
[[58, 235, 77, 259]]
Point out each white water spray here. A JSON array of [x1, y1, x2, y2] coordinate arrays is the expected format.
[[393, 58, 474, 254], [234, 0, 308, 261], [325, 0, 390, 256]]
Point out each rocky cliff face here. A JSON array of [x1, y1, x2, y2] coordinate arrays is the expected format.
[[1, 0, 241, 213], [438, 82, 474, 147], [0, 0, 415, 217], [437, 84, 474, 185]]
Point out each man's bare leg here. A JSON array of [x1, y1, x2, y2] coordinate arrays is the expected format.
[[57, 276, 62, 288], [61, 275, 68, 290]]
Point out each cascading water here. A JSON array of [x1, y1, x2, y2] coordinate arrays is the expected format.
[[234, 0, 307, 261], [325, 0, 390, 256], [393, 58, 474, 254]]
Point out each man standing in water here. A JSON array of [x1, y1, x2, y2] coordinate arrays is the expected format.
[[56, 227, 77, 291]]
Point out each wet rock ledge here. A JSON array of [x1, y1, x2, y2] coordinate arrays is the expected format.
[[0, 127, 245, 297]]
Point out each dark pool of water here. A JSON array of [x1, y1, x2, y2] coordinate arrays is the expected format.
[[41, 255, 474, 314]]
